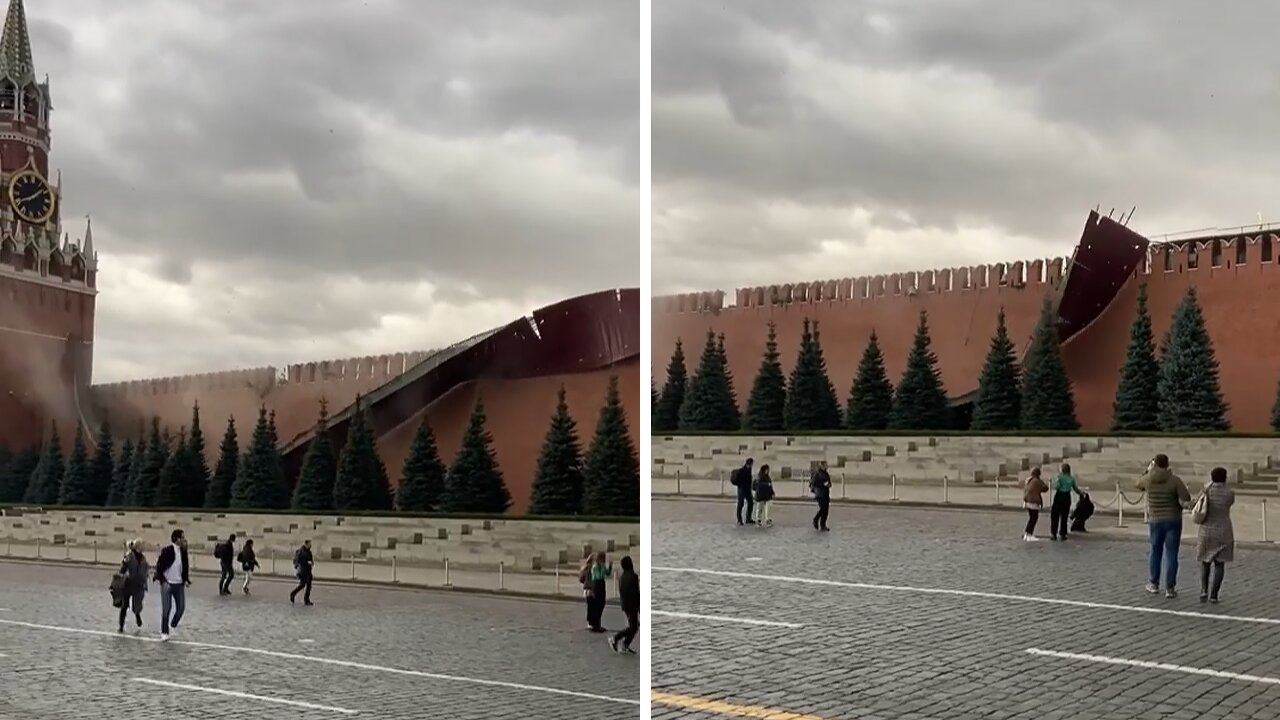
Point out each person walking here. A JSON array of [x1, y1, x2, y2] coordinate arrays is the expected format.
[[731, 458, 755, 526], [153, 529, 191, 641], [117, 539, 149, 633], [1049, 463, 1083, 541], [1194, 467, 1235, 604], [237, 539, 260, 595], [216, 533, 237, 596], [289, 540, 315, 606], [753, 464, 775, 527], [608, 555, 640, 654], [1022, 467, 1048, 542], [811, 461, 832, 532], [1138, 454, 1192, 598]]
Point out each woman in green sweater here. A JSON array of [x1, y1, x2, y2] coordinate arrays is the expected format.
[[1050, 463, 1083, 541]]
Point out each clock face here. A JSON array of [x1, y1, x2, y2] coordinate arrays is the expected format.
[[9, 171, 54, 224]]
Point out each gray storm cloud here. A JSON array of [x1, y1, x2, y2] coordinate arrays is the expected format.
[[653, 0, 1280, 294]]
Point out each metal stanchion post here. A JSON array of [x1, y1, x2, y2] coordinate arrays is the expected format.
[[444, 558, 451, 587], [676, 472, 681, 495], [720, 470, 726, 496], [499, 561, 505, 590], [943, 475, 950, 504], [271, 550, 276, 575], [65, 544, 70, 560], [995, 477, 1001, 506], [841, 474, 847, 500], [36, 539, 40, 559], [555, 563, 561, 594], [1116, 482, 1124, 528], [350, 557, 356, 580], [93, 541, 98, 563], [1263, 499, 1270, 543], [891, 473, 898, 502], [392, 556, 397, 583]]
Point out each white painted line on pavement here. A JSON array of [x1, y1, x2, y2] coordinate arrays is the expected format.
[[0, 618, 639, 706], [1026, 648, 1280, 686], [299, 638, 315, 644], [653, 610, 802, 628], [133, 678, 358, 714], [654, 566, 1280, 626]]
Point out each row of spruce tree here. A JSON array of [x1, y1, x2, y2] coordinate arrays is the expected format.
[[0, 376, 638, 517], [654, 285, 1242, 434]]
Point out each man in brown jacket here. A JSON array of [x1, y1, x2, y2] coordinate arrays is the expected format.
[[1137, 454, 1192, 598]]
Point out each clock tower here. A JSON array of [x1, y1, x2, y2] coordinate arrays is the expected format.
[[0, 0, 98, 452]]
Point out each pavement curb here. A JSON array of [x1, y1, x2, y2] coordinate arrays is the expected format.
[[653, 493, 1280, 552], [0, 556, 618, 606]]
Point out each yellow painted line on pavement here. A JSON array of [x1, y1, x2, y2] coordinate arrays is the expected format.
[[651, 691, 829, 719]]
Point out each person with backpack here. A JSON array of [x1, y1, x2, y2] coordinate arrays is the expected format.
[[580, 550, 612, 632], [289, 539, 314, 606], [215, 533, 237, 596], [115, 538, 149, 633], [753, 464, 775, 527], [237, 538, 261, 595], [730, 458, 755, 526], [810, 461, 832, 531]]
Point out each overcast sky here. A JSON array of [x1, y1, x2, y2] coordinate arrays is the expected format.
[[653, 1, 1280, 294], [26, 0, 638, 382]]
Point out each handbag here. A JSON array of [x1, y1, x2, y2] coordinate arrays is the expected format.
[[1191, 491, 1209, 525]]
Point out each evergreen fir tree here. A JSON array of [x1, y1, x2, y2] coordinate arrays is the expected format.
[[0, 446, 13, 504], [582, 376, 639, 517], [1111, 283, 1161, 431], [717, 334, 742, 428], [845, 331, 894, 430], [131, 419, 167, 507], [332, 397, 394, 511], [743, 322, 787, 431], [106, 439, 134, 507], [890, 312, 951, 430], [654, 339, 688, 432], [784, 319, 842, 430], [231, 407, 290, 509], [396, 413, 448, 512], [265, 409, 287, 499], [678, 331, 740, 431], [87, 420, 115, 506], [1157, 287, 1230, 431], [1021, 297, 1080, 430], [651, 381, 659, 421], [154, 428, 191, 508], [971, 308, 1022, 430], [528, 386, 584, 515], [1271, 376, 1280, 433], [204, 416, 238, 509], [124, 425, 150, 506], [1, 445, 39, 503], [441, 397, 512, 513], [293, 399, 338, 511], [57, 423, 93, 505], [24, 423, 65, 505], [184, 403, 211, 508]]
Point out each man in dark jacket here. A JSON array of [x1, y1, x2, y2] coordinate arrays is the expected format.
[[216, 533, 237, 596], [811, 462, 832, 531], [153, 529, 191, 640], [731, 458, 754, 526], [290, 540, 314, 606], [609, 555, 640, 654]]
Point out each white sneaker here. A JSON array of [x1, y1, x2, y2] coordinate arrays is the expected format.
[[1025, 534, 1039, 542], [159, 633, 169, 642]]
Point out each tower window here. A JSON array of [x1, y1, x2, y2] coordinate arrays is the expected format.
[[1187, 245, 1198, 269], [21, 86, 38, 121], [22, 245, 36, 271], [1237, 240, 1248, 265], [1264, 237, 1274, 263], [1211, 239, 1222, 267], [0, 82, 14, 112], [1163, 246, 1173, 272]]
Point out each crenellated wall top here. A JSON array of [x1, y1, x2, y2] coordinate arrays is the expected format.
[[653, 257, 1072, 314], [89, 349, 438, 398]]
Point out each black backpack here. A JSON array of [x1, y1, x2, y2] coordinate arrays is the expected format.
[[214, 542, 227, 561]]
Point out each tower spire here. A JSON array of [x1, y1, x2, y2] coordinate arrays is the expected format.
[[82, 214, 92, 255], [0, 0, 33, 83]]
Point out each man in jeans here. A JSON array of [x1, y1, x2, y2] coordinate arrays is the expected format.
[[811, 461, 832, 532], [216, 533, 237, 596], [153, 529, 191, 641], [730, 458, 754, 526], [1137, 454, 1191, 598]]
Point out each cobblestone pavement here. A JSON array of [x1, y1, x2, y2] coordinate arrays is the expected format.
[[652, 498, 1280, 720], [0, 562, 640, 719]]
